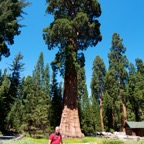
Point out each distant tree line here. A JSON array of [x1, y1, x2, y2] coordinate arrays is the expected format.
[[91, 33, 144, 133]]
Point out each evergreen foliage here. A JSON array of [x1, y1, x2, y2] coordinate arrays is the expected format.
[[91, 56, 106, 100], [127, 63, 136, 121], [134, 58, 144, 121], [22, 52, 51, 137], [77, 53, 92, 135], [50, 61, 63, 128], [103, 91, 113, 131], [5, 53, 24, 132], [0, 69, 10, 132], [0, 0, 30, 60], [80, 96, 95, 135], [90, 56, 106, 131], [104, 33, 128, 131], [43, 0, 102, 78]]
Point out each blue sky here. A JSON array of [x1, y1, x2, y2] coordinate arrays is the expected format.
[[0, 0, 144, 95]]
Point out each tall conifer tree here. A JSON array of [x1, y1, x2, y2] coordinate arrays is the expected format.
[[6, 53, 24, 131], [22, 52, 51, 136], [43, 0, 102, 137], [90, 56, 106, 131], [134, 58, 144, 121], [32, 52, 51, 136], [105, 33, 128, 131], [127, 63, 136, 121]]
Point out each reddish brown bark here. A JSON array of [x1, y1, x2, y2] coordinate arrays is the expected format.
[[60, 106, 83, 138], [122, 93, 127, 132], [60, 52, 83, 138], [99, 97, 104, 131]]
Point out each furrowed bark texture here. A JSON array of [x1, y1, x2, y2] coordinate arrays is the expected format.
[[60, 54, 83, 138]]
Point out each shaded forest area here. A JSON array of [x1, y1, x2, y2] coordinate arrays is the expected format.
[[0, 0, 144, 138]]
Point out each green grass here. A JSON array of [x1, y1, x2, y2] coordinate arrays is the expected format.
[[1, 136, 144, 144], [1, 137, 47, 144], [63, 137, 104, 144]]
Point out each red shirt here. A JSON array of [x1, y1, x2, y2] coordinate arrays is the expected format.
[[49, 132, 62, 144]]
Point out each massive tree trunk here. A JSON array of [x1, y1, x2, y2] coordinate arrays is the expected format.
[[60, 49, 83, 138]]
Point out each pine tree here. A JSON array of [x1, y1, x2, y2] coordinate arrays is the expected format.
[[90, 95, 101, 133], [22, 76, 38, 136], [0, 0, 30, 60], [22, 52, 51, 136], [136, 58, 144, 75], [103, 91, 113, 131], [33, 52, 45, 88], [0, 69, 10, 132], [127, 59, 144, 121], [77, 53, 92, 135], [44, 63, 51, 96], [134, 58, 144, 121], [90, 56, 106, 131], [80, 95, 94, 136], [31, 52, 51, 136], [6, 52, 25, 132], [43, 0, 102, 137], [105, 33, 128, 131], [127, 63, 136, 121]]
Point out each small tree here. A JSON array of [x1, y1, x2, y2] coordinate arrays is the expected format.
[[22, 52, 51, 136]]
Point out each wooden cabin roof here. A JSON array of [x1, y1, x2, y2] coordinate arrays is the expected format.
[[126, 121, 144, 128]]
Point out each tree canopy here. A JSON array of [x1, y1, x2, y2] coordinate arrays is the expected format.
[[0, 0, 30, 60]]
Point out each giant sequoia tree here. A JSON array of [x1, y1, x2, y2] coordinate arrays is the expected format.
[[0, 0, 29, 60], [43, 0, 102, 137]]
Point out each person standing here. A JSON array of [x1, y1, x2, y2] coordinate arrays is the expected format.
[[49, 126, 63, 144]]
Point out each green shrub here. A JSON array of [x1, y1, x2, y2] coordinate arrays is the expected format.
[[109, 129, 114, 134]]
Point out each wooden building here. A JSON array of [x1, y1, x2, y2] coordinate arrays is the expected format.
[[125, 121, 144, 137]]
